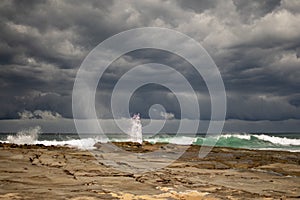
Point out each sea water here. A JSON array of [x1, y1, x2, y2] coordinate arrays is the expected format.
[[0, 126, 300, 152]]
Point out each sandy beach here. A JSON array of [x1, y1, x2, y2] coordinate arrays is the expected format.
[[0, 142, 299, 200]]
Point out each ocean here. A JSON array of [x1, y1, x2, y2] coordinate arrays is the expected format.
[[0, 126, 300, 152]]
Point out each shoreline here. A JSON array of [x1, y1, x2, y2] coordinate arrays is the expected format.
[[0, 142, 299, 199]]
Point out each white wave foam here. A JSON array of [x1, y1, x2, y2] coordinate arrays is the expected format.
[[145, 133, 300, 147], [145, 137, 170, 144], [253, 134, 300, 146], [145, 136, 196, 145], [7, 126, 41, 145], [5, 125, 105, 149], [37, 138, 100, 150], [220, 134, 251, 140], [169, 136, 196, 145]]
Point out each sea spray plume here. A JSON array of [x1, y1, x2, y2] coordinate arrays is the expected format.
[[130, 113, 142, 144], [7, 126, 42, 145]]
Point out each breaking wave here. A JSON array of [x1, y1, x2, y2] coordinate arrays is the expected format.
[[145, 133, 300, 152], [1, 131, 300, 152], [7, 126, 41, 145]]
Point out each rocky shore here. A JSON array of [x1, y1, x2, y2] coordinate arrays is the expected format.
[[0, 142, 299, 199]]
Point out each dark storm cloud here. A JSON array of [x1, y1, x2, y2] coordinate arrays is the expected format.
[[177, 0, 219, 13], [0, 0, 299, 127], [95, 49, 210, 119], [0, 0, 115, 119], [233, 0, 281, 23], [0, 0, 117, 69]]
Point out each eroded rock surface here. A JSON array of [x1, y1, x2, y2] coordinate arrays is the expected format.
[[0, 142, 299, 199]]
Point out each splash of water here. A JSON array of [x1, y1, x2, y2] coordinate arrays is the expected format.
[[7, 126, 41, 145], [129, 113, 142, 144]]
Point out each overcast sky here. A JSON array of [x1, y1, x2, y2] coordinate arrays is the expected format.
[[0, 0, 299, 132]]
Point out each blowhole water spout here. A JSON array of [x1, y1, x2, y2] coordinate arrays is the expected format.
[[130, 113, 142, 144]]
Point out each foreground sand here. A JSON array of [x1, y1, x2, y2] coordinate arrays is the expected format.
[[0, 142, 299, 200]]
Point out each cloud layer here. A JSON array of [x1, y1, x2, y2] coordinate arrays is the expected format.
[[18, 110, 62, 120], [0, 0, 299, 127]]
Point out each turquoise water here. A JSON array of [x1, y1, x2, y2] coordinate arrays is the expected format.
[[144, 133, 300, 152]]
